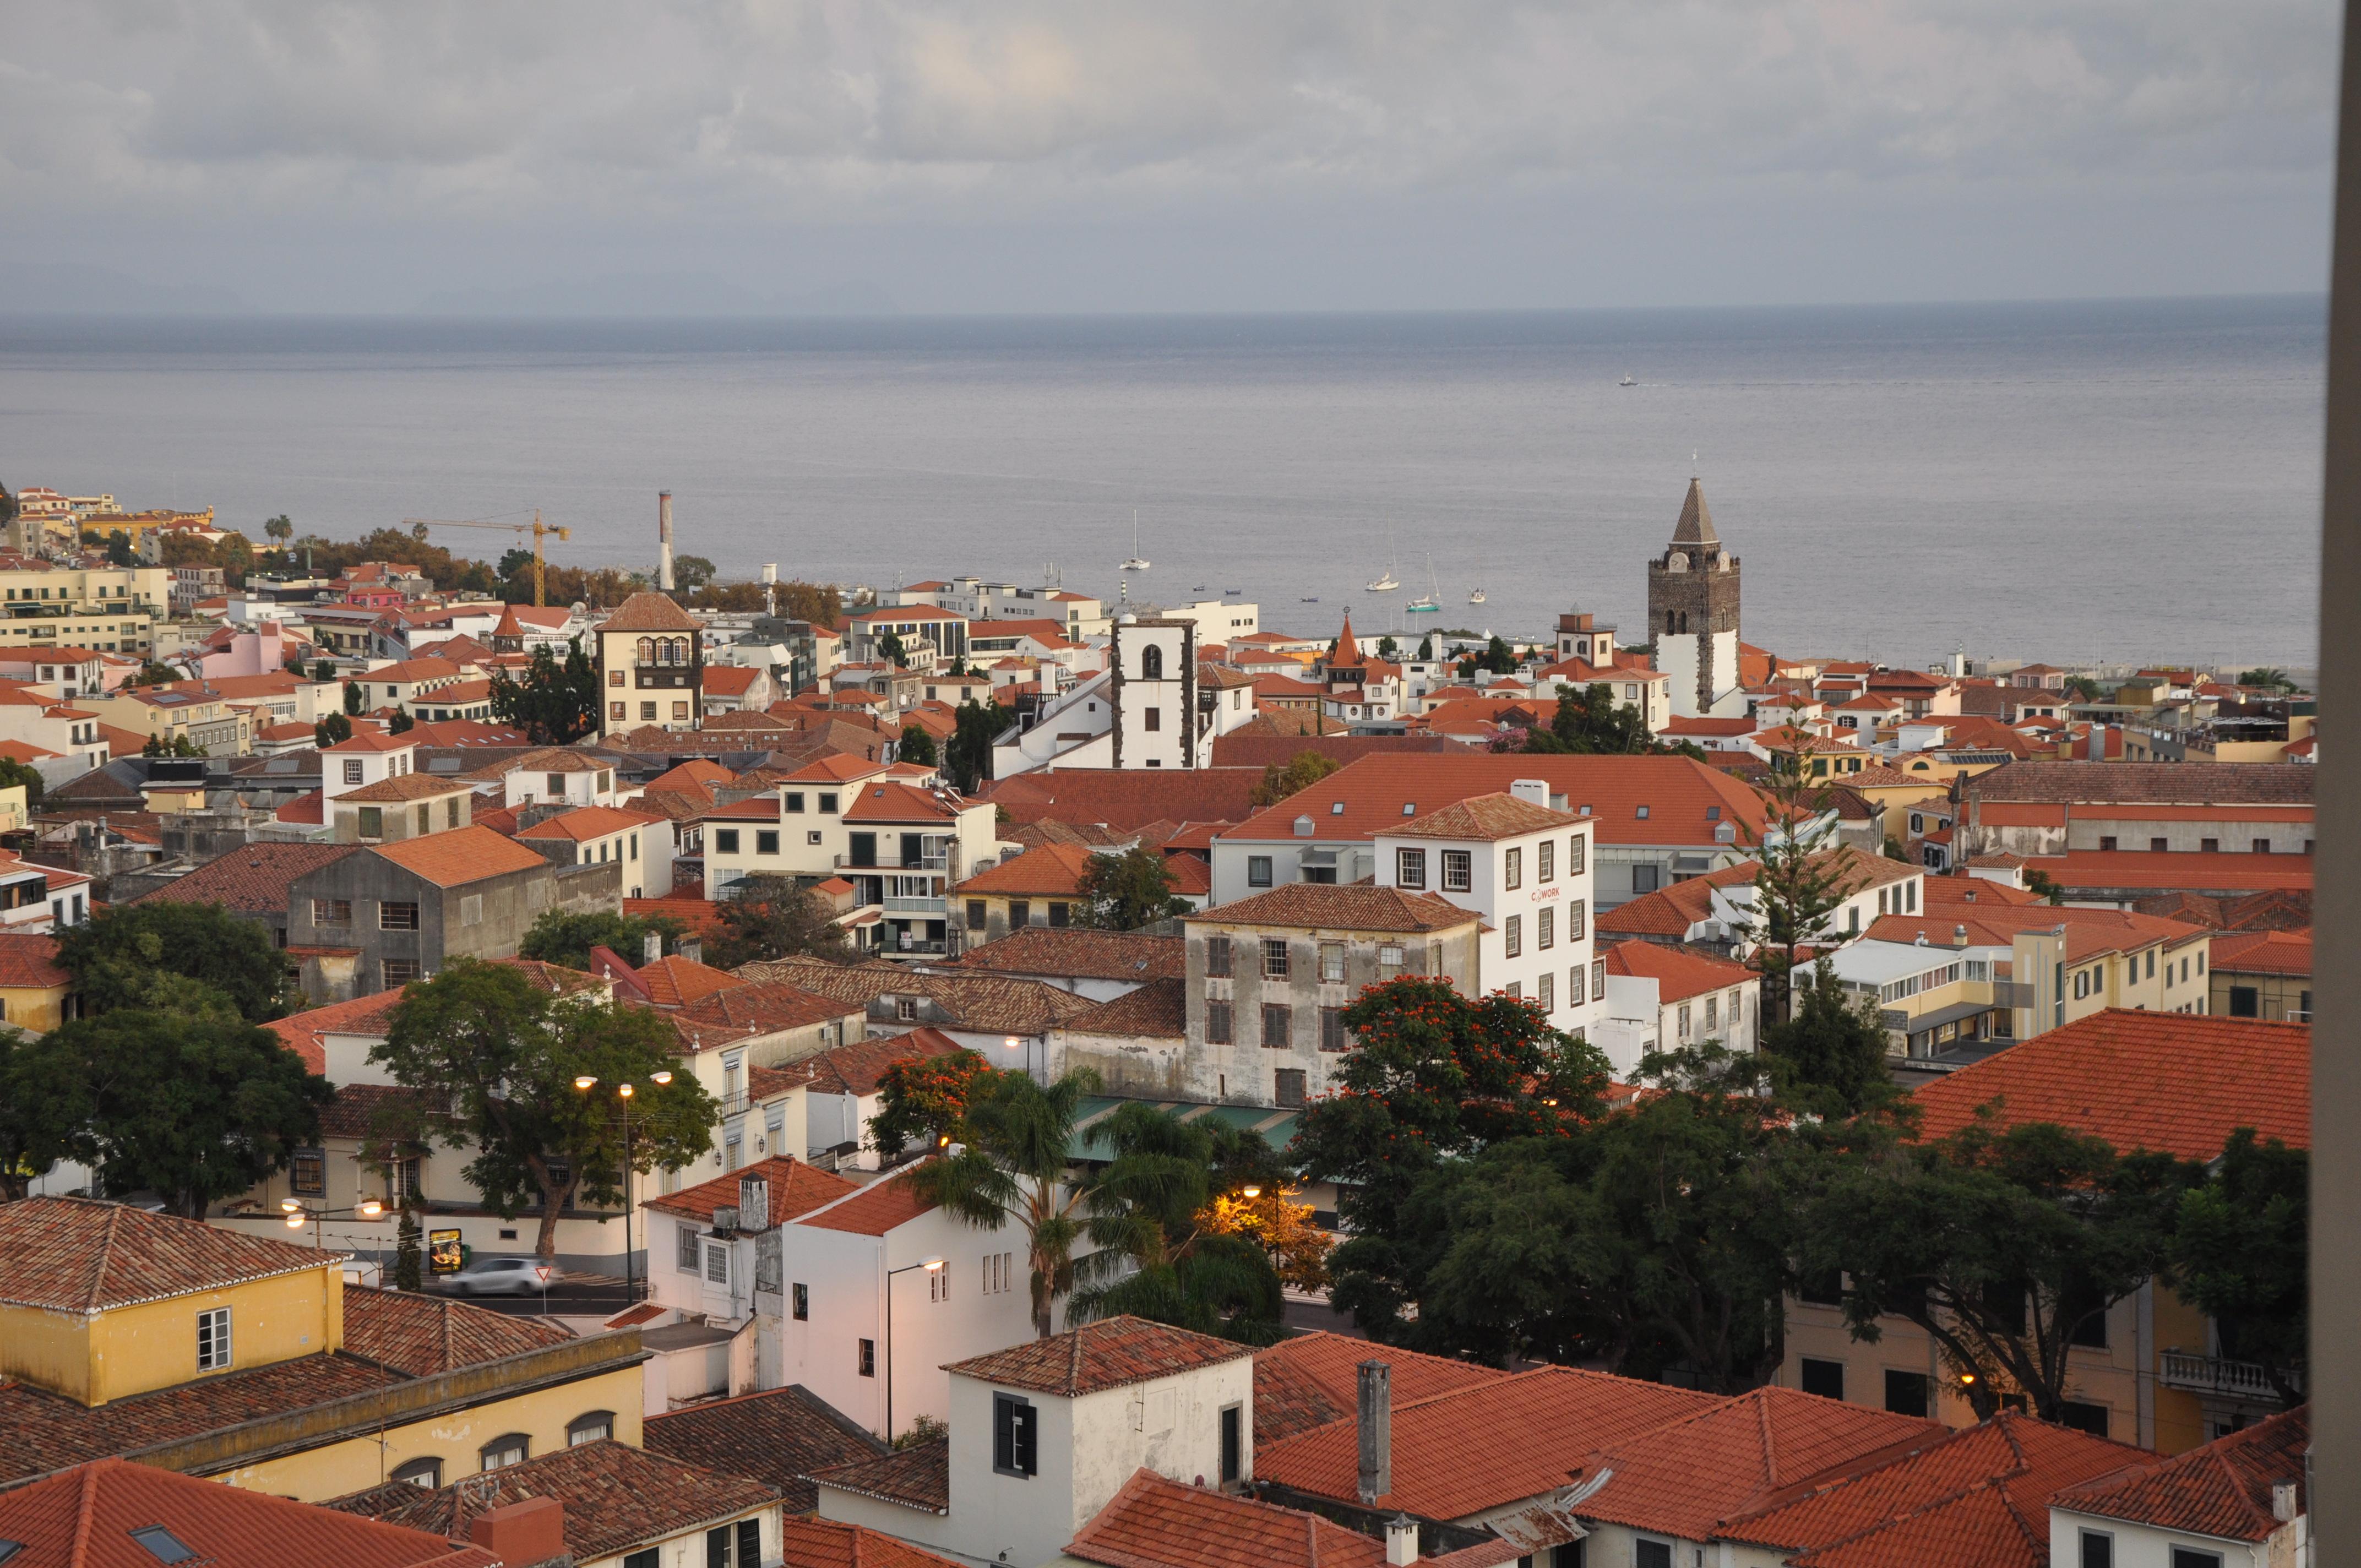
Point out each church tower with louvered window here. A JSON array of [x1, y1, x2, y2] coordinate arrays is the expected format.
[[1646, 476, 1745, 719]]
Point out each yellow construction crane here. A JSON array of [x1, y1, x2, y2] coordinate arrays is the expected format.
[[400, 509, 572, 606]]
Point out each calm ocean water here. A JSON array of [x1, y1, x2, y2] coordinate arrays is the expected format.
[[0, 298, 2325, 671]]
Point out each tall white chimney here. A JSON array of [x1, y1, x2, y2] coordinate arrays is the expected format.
[[658, 491, 676, 592]]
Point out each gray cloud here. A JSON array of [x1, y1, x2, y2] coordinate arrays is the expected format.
[[0, 0, 2336, 311]]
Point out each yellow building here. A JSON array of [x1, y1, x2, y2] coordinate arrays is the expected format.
[[81, 684, 252, 755], [0, 563, 166, 655], [0, 1197, 646, 1500], [1842, 763, 1952, 819], [74, 507, 214, 541], [0, 931, 77, 1032]]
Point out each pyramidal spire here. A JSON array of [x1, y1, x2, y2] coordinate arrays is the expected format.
[[1332, 608, 1362, 664], [1672, 476, 1718, 549]]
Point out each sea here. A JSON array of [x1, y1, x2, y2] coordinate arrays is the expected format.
[[0, 296, 2325, 674]]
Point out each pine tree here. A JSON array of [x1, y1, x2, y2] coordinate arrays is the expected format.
[[1730, 744, 1854, 1024]]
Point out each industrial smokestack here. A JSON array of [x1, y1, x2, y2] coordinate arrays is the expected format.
[[1357, 1360, 1391, 1504], [658, 491, 676, 592]]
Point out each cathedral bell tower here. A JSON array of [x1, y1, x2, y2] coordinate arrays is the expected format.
[[1646, 476, 1744, 719]]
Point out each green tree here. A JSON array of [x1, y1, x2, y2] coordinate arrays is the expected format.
[[314, 712, 353, 749], [1730, 750, 1853, 1023], [1073, 847, 1192, 931], [906, 1067, 1105, 1337], [2064, 676, 2103, 702], [868, 1048, 999, 1158], [1247, 748, 1340, 807], [2237, 667, 2296, 693], [2023, 868, 2066, 905], [56, 901, 293, 1023], [1800, 1117, 2197, 1422], [264, 514, 295, 545], [1760, 962, 1900, 1117], [387, 710, 414, 734], [1375, 635, 1399, 661], [498, 547, 536, 583], [342, 680, 366, 716], [0, 1027, 94, 1202], [518, 908, 691, 971], [488, 637, 599, 744], [1067, 1101, 1290, 1343], [0, 754, 44, 808], [56, 1009, 331, 1218], [899, 724, 939, 767], [672, 555, 717, 593], [706, 875, 851, 969], [105, 533, 135, 567], [1291, 977, 1613, 1337], [394, 1200, 424, 1291], [310, 658, 335, 683], [1522, 682, 1650, 754], [1883, 836, 1909, 861], [878, 630, 908, 667], [2169, 1128, 2306, 1404], [374, 960, 717, 1257], [945, 698, 1008, 793], [1481, 634, 1517, 675], [1415, 634, 1434, 661]]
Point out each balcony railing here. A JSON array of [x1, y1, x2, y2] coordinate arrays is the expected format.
[[883, 895, 947, 915], [2158, 1349, 2300, 1400], [834, 853, 949, 872]]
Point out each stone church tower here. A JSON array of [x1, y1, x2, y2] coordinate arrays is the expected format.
[[1646, 477, 1745, 719]]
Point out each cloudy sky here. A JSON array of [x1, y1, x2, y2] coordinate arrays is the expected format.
[[1, 1, 2339, 313]]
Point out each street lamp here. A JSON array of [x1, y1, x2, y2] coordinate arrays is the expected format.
[[281, 1197, 386, 1255], [576, 1074, 670, 1303], [883, 1256, 947, 1444]]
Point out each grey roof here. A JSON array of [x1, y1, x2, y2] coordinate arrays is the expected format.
[[1671, 477, 1720, 548]]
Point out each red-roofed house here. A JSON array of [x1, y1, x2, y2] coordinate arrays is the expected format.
[[2208, 928, 2311, 1022], [2048, 1405, 2308, 1566], [514, 804, 675, 897], [1596, 939, 1761, 1075]]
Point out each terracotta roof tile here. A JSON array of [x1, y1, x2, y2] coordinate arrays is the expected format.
[[646, 1385, 889, 1517], [371, 824, 552, 887], [0, 1197, 330, 1312], [777, 1517, 965, 1567], [266, 989, 411, 1074], [2208, 928, 2313, 975], [1910, 1009, 2309, 1156], [0, 1458, 503, 1568], [737, 957, 1100, 1036], [1602, 939, 1756, 1004], [1183, 884, 1478, 934], [513, 803, 663, 842], [944, 1315, 1252, 1396], [958, 928, 1186, 983], [130, 842, 362, 915], [787, 1026, 972, 1097], [2017, 850, 2314, 894], [1252, 1332, 1506, 1446], [955, 841, 1098, 896], [987, 770, 1266, 832], [643, 1156, 859, 1228], [594, 591, 701, 633], [0, 931, 69, 990], [316, 1082, 434, 1141], [2050, 1404, 2306, 1542], [1394, 791, 1585, 841], [635, 952, 746, 1008], [1965, 760, 2314, 807], [328, 1439, 776, 1562], [1065, 1468, 1386, 1568], [666, 979, 865, 1054], [1224, 755, 1770, 848], [333, 772, 471, 803], [339, 1283, 572, 1376], [808, 1436, 949, 1513], [1062, 978, 1186, 1039]]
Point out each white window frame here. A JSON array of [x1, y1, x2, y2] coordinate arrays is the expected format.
[[195, 1305, 232, 1371]]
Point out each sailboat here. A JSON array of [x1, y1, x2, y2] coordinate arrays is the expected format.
[[1619, 373, 1637, 387], [1467, 586, 1487, 605], [1406, 554, 1441, 614], [1120, 511, 1150, 573], [1366, 529, 1401, 593]]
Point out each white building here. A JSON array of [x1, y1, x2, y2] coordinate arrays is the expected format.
[[499, 747, 620, 810], [1371, 783, 1604, 1038], [2047, 1405, 2307, 1568], [990, 617, 1256, 777], [1594, 939, 1762, 1079], [514, 805, 675, 899], [320, 731, 419, 805]]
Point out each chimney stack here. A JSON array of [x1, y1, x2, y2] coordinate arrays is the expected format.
[[1385, 1514, 1419, 1565], [470, 1496, 564, 1564], [658, 491, 676, 592], [1357, 1360, 1391, 1505]]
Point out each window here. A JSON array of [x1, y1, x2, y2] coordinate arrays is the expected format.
[[291, 1149, 325, 1197], [1677, 1003, 1692, 1039], [1442, 849, 1472, 891], [1396, 847, 1427, 888], [786, 792, 806, 813], [1007, 900, 1031, 929], [1592, 957, 1607, 998], [1538, 906, 1554, 950], [1503, 846, 1521, 889], [1378, 943, 1405, 978], [380, 900, 420, 930], [1048, 902, 1070, 928], [966, 899, 988, 928], [994, 1392, 1038, 1476], [343, 759, 364, 785], [128, 1527, 196, 1563], [755, 829, 779, 856], [2076, 1531, 2114, 1568], [1320, 1006, 1348, 1051], [641, 701, 657, 721], [625, 1552, 659, 1568], [1568, 964, 1585, 1005], [568, 1411, 614, 1446], [1220, 1404, 1243, 1484], [459, 894, 482, 928], [1248, 855, 1273, 888], [1538, 839, 1554, 882], [1567, 835, 1585, 875], [1261, 1003, 1292, 1048], [714, 828, 741, 855], [2059, 1401, 2110, 1438], [2151, 837, 2169, 853], [819, 792, 839, 813], [705, 1242, 730, 1284], [1704, 994, 1718, 1031], [1140, 644, 1164, 679], [1205, 935, 1233, 976], [1144, 706, 1161, 731], [479, 1434, 529, 1472], [858, 1338, 875, 1377], [896, 995, 920, 1022], [1206, 999, 1233, 1043], [391, 1457, 443, 1488], [1883, 1370, 1931, 1417], [196, 1306, 232, 1371], [447, 796, 461, 829], [382, 959, 421, 985], [931, 1266, 950, 1302], [1537, 971, 1553, 1011], [1263, 938, 1290, 978], [1635, 804, 1651, 819], [1800, 1358, 1845, 1400], [357, 807, 383, 839], [2099, 835, 2118, 852], [1631, 863, 1661, 894], [1635, 1542, 1673, 1568], [1504, 914, 1521, 958], [1274, 1068, 1307, 1107], [792, 1283, 809, 1320], [2168, 1550, 2222, 1568], [1319, 941, 1345, 982], [309, 894, 349, 925], [2201, 837, 2219, 852]]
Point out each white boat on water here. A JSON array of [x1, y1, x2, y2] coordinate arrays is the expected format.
[[1406, 554, 1441, 613], [1120, 511, 1150, 573], [1367, 527, 1400, 593], [1468, 587, 1487, 605], [1619, 373, 1636, 386]]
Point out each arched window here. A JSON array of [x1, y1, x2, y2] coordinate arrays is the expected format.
[[391, 1457, 443, 1488], [1140, 644, 1163, 680], [478, 1434, 530, 1472], [568, 1410, 615, 1446], [670, 637, 690, 666], [637, 638, 655, 665]]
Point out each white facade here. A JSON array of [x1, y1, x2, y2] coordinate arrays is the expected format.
[[2048, 1507, 2302, 1568], [322, 739, 419, 804], [502, 758, 619, 810], [1657, 624, 1748, 720], [1594, 967, 1761, 1081], [990, 617, 1254, 777]]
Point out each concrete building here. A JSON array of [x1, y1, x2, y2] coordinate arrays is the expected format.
[[1647, 477, 1746, 720], [2208, 929, 2311, 1022], [328, 772, 474, 845], [594, 592, 704, 739], [515, 804, 675, 899], [2048, 1406, 2309, 1568]]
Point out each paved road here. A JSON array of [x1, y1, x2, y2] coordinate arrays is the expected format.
[[436, 1272, 638, 1317]]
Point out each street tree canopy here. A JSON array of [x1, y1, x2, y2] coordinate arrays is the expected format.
[[706, 876, 851, 968], [518, 908, 690, 971], [1073, 847, 1192, 931], [57, 901, 293, 1023]]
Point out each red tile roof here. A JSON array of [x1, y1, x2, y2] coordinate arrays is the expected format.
[[372, 824, 553, 886], [594, 591, 701, 633], [1911, 1009, 2309, 1156], [1183, 884, 1479, 934], [956, 841, 1097, 895], [0, 930, 70, 990], [1062, 978, 1186, 1039], [340, 1283, 572, 1375], [956, 928, 1185, 983], [841, 780, 971, 823], [665, 979, 867, 1054], [634, 952, 745, 1007], [1065, 1468, 1389, 1568], [646, 1385, 889, 1518], [644, 1156, 859, 1228], [266, 988, 411, 1074], [2209, 928, 2312, 976], [334, 772, 471, 803], [0, 1197, 330, 1312], [1225, 755, 1769, 848], [1602, 939, 1756, 1004], [0, 1458, 503, 1568], [807, 1436, 950, 1513], [1252, 1332, 1506, 1445], [944, 1315, 1253, 1396], [1864, 905, 2205, 965], [1394, 791, 1585, 841], [787, 1027, 974, 1097], [1255, 1366, 1719, 1519], [2050, 1404, 2307, 1543], [796, 1166, 942, 1237], [988, 769, 1265, 832], [777, 1517, 965, 1567], [2013, 850, 2316, 894]]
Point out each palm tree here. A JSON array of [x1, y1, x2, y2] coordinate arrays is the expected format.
[[906, 1068, 1101, 1338]]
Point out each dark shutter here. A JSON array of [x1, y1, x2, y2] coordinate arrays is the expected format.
[[1014, 1397, 1037, 1474], [1220, 1405, 1242, 1483], [707, 1525, 731, 1568], [994, 1393, 1014, 1472], [736, 1519, 760, 1567]]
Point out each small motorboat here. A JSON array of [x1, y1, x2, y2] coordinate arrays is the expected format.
[[1301, 596, 1320, 603], [1468, 587, 1487, 605]]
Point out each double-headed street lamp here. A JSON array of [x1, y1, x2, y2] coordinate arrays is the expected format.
[[574, 1070, 673, 1303], [280, 1196, 386, 1256]]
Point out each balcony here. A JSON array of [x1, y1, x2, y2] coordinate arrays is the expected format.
[[2158, 1349, 2301, 1400], [884, 895, 947, 915], [834, 853, 949, 872]]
